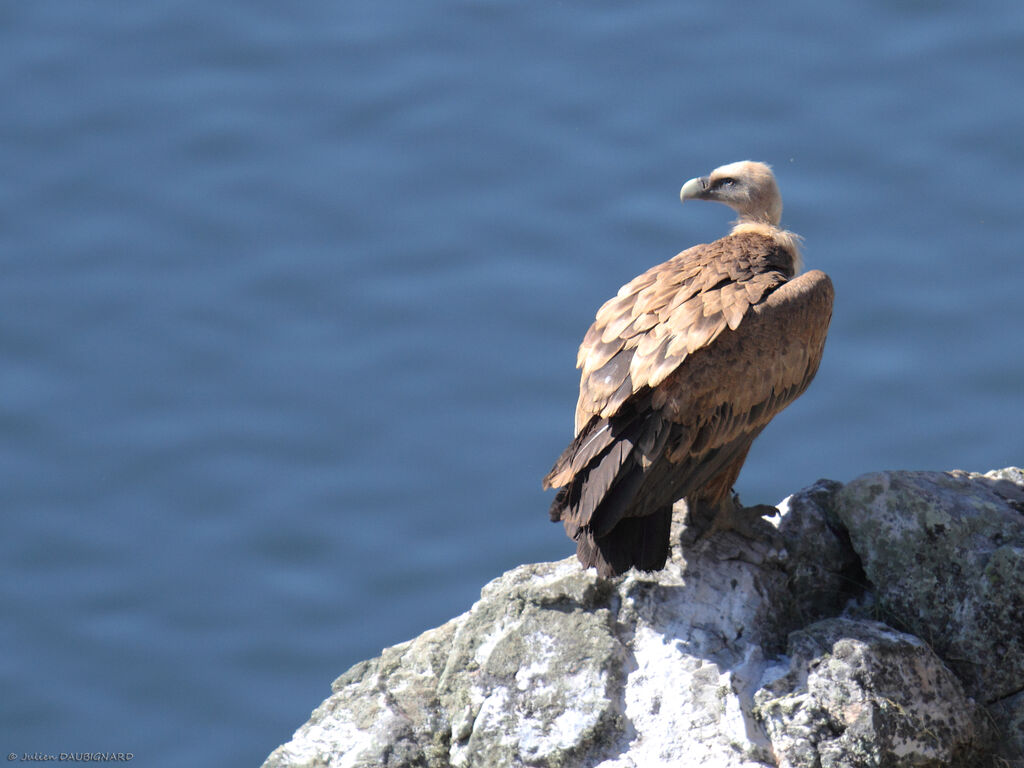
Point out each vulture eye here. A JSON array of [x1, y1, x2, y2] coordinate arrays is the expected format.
[[718, 177, 737, 188]]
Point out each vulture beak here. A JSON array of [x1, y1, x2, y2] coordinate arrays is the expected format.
[[680, 176, 710, 204]]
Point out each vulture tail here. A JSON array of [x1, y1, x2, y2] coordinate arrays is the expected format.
[[546, 398, 672, 576], [575, 506, 672, 577]]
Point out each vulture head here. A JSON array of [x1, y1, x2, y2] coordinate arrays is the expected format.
[[680, 161, 782, 226]]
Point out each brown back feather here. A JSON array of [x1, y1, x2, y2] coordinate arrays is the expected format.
[[574, 232, 793, 432]]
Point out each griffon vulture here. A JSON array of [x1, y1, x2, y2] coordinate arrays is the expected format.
[[543, 161, 833, 577]]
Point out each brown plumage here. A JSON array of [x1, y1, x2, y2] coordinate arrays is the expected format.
[[543, 161, 833, 577]]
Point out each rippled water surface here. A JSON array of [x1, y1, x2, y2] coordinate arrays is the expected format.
[[2, 1, 1023, 764]]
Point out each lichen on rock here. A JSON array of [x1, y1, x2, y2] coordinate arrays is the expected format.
[[754, 618, 989, 768], [834, 468, 1024, 703]]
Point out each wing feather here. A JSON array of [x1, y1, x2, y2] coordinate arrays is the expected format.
[[572, 233, 800, 430], [656, 269, 834, 450]]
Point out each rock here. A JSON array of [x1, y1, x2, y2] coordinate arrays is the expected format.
[[263, 468, 1024, 768], [989, 688, 1024, 766], [773, 478, 864, 625], [754, 618, 989, 768], [262, 617, 461, 768], [834, 468, 1024, 703], [437, 563, 626, 768]]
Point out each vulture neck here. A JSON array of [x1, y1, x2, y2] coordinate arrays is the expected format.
[[730, 219, 803, 275]]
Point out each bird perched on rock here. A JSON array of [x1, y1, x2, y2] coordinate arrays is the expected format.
[[544, 161, 833, 577]]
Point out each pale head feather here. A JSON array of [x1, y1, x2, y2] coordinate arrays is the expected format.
[[681, 160, 803, 272]]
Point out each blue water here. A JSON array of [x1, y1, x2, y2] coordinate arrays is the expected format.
[[2, 1, 1022, 764]]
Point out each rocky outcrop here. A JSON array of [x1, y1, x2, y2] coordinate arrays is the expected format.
[[755, 618, 988, 768], [262, 469, 1024, 768], [834, 468, 1024, 702]]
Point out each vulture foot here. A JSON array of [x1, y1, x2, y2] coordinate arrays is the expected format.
[[679, 493, 783, 556]]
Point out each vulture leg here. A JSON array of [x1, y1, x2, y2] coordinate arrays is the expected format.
[[714, 492, 780, 540], [679, 493, 781, 555], [677, 448, 780, 550]]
